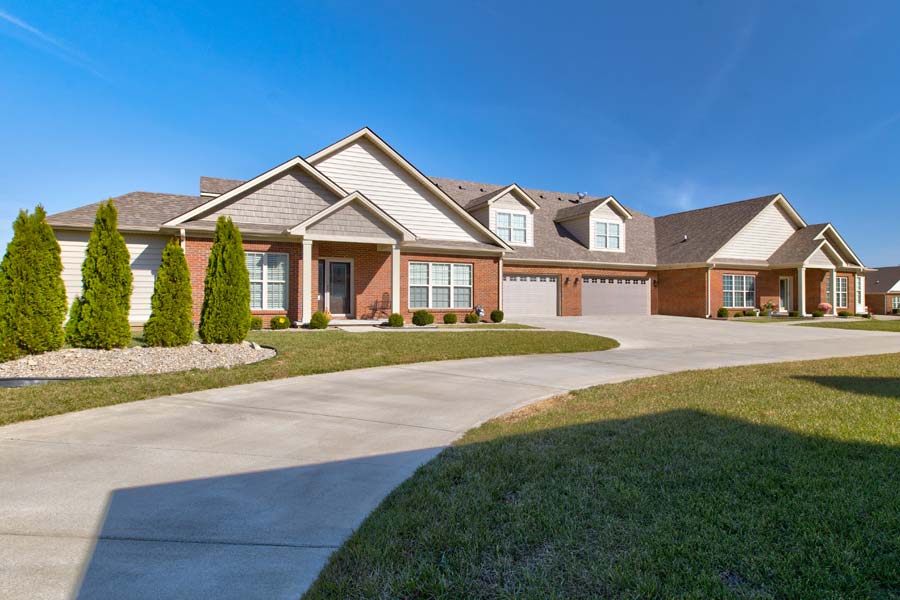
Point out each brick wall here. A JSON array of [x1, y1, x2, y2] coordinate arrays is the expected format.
[[804, 269, 857, 313], [503, 265, 657, 316], [707, 268, 801, 317], [658, 268, 707, 317], [866, 293, 898, 315], [401, 253, 500, 321], [184, 236, 302, 327]]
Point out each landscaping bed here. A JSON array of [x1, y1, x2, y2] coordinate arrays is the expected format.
[[305, 353, 900, 599], [0, 342, 274, 379]]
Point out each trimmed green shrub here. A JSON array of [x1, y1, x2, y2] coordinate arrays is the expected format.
[[743, 309, 757, 317], [443, 313, 457, 324], [387, 313, 404, 327], [788, 310, 801, 317], [144, 239, 193, 347], [250, 316, 263, 330], [837, 310, 852, 318], [893, 308, 900, 315], [811, 310, 825, 318], [716, 307, 729, 319], [412, 310, 434, 326], [309, 311, 330, 329], [66, 200, 133, 349], [0, 206, 68, 360], [490, 309, 504, 323], [198, 217, 251, 343], [270, 315, 290, 330], [464, 312, 479, 324]]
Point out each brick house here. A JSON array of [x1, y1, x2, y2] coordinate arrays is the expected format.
[[865, 266, 900, 315], [47, 127, 869, 325]]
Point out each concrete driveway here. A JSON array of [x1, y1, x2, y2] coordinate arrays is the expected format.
[[1, 316, 898, 599]]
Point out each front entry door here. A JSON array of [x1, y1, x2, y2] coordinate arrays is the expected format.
[[318, 260, 353, 317], [779, 277, 792, 313]]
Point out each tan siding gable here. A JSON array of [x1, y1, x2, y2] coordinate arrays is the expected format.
[[314, 140, 488, 243], [492, 192, 531, 212], [563, 217, 592, 248], [57, 231, 168, 324], [713, 202, 799, 261], [807, 246, 839, 267], [200, 166, 339, 226], [307, 202, 399, 240]]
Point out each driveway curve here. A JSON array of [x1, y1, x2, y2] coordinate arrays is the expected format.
[[1, 316, 898, 599]]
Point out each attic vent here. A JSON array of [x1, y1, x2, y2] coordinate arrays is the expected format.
[[540, 194, 544, 199], [557, 196, 562, 201], [458, 185, 463, 189], [479, 187, 484, 192], [682, 234, 689, 242]]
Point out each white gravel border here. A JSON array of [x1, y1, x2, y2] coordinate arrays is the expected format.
[[0, 342, 275, 379]]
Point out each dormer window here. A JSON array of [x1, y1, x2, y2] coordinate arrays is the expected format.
[[497, 212, 527, 244], [594, 221, 622, 250]]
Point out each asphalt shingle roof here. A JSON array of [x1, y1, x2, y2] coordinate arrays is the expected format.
[[767, 224, 829, 265], [867, 266, 900, 294], [653, 195, 777, 264], [200, 176, 243, 195], [431, 177, 658, 265], [47, 192, 205, 230]]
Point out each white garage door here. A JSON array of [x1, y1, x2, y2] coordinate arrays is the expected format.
[[582, 276, 650, 315], [503, 275, 558, 316]]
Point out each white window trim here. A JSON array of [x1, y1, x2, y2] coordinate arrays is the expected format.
[[591, 219, 625, 252], [892, 296, 900, 310], [494, 209, 530, 246], [408, 261, 473, 310], [722, 274, 756, 308], [835, 276, 848, 308], [247, 251, 289, 311], [855, 275, 864, 306]]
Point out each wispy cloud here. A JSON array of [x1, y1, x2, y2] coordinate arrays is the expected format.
[[0, 9, 105, 79]]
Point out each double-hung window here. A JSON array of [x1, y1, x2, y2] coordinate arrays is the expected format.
[[496, 212, 527, 244], [246, 252, 289, 311], [409, 262, 472, 309], [893, 296, 900, 310], [593, 221, 621, 250], [722, 274, 755, 308], [835, 276, 848, 308]]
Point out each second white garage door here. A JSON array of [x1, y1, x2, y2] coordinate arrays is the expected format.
[[582, 276, 650, 315], [503, 275, 558, 316]]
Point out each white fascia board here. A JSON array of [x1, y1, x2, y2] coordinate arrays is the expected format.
[[471, 184, 540, 211], [306, 127, 514, 251], [817, 223, 865, 267], [803, 240, 845, 268], [163, 156, 347, 227]]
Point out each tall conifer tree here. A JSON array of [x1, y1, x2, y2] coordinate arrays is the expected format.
[[144, 238, 193, 347], [198, 216, 250, 343]]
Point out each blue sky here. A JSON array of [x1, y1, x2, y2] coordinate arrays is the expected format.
[[1, 1, 898, 265]]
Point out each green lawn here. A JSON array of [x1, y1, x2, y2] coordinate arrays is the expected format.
[[306, 354, 900, 599], [731, 316, 807, 323], [437, 323, 537, 329], [0, 330, 615, 426], [800, 319, 900, 332]]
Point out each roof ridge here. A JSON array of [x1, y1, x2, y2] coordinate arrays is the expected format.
[[656, 194, 778, 220]]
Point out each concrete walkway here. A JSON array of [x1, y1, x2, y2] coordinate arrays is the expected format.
[[1, 316, 898, 599]]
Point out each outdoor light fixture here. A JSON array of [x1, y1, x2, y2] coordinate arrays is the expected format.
[[574, 277, 580, 285], [565, 276, 570, 284]]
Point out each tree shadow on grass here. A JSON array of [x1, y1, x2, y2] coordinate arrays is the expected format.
[[792, 375, 900, 398], [306, 410, 900, 599]]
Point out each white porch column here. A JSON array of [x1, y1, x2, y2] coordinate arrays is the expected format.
[[831, 269, 838, 315], [498, 256, 504, 311], [302, 239, 313, 323], [391, 244, 400, 314], [798, 266, 808, 316]]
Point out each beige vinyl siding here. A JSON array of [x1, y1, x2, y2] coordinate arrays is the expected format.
[[314, 140, 487, 243], [713, 202, 799, 261], [201, 166, 339, 226], [806, 247, 838, 267], [57, 231, 168, 324], [470, 206, 490, 229], [489, 200, 533, 247], [307, 202, 399, 240], [563, 216, 592, 248]]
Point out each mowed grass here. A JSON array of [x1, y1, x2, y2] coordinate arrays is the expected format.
[[0, 330, 615, 426], [800, 319, 900, 332], [306, 354, 900, 599]]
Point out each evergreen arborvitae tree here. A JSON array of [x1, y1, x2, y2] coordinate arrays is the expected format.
[[0, 206, 68, 360], [144, 238, 193, 347], [65, 200, 133, 349], [198, 216, 250, 343]]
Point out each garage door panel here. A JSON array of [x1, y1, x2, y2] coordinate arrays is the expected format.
[[582, 276, 649, 315], [503, 275, 558, 316]]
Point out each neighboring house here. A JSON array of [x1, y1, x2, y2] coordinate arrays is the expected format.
[[47, 127, 869, 325], [865, 266, 900, 314]]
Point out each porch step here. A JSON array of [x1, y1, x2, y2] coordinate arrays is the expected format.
[[330, 319, 384, 328]]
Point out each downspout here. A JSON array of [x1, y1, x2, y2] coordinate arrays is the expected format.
[[179, 228, 186, 250]]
